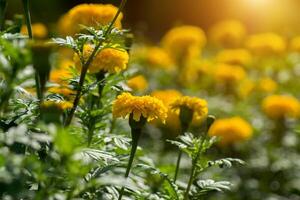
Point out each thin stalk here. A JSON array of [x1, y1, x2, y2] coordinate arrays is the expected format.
[[64, 0, 127, 126], [0, 0, 7, 31], [118, 127, 141, 200], [22, 0, 32, 39]]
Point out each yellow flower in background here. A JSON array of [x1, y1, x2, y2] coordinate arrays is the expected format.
[[151, 90, 183, 132], [127, 75, 148, 92], [209, 19, 246, 48], [161, 25, 206, 64], [145, 47, 174, 69], [245, 33, 286, 56], [50, 67, 73, 84], [41, 100, 73, 110], [180, 59, 211, 85], [262, 95, 300, 119], [112, 92, 168, 122], [216, 49, 252, 67], [238, 79, 255, 99], [58, 4, 122, 36], [208, 117, 253, 146], [171, 96, 208, 125], [214, 64, 246, 84], [257, 78, 277, 93], [289, 36, 300, 53], [48, 87, 75, 97], [21, 23, 48, 39], [74, 45, 129, 73]]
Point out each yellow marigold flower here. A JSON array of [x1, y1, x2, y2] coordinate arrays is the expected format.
[[58, 4, 122, 36], [289, 36, 300, 53], [127, 75, 148, 92], [180, 59, 211, 85], [262, 95, 300, 119], [208, 117, 253, 146], [216, 49, 252, 66], [50, 67, 73, 84], [171, 96, 208, 124], [161, 25, 206, 63], [48, 87, 75, 97], [74, 45, 129, 73], [245, 33, 286, 56], [145, 47, 174, 69], [21, 23, 48, 39], [41, 100, 73, 110], [112, 92, 168, 122], [238, 79, 255, 99], [257, 78, 277, 93], [151, 90, 183, 132], [209, 20, 246, 48], [214, 64, 246, 84]]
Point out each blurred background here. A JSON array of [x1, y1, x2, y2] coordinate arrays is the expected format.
[[6, 0, 300, 40]]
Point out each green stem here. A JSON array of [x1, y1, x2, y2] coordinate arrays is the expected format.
[[0, 0, 7, 31], [174, 150, 182, 181], [118, 127, 141, 200], [64, 0, 127, 127], [22, 0, 32, 39]]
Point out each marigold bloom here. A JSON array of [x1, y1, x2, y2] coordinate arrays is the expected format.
[[49, 68, 73, 84], [74, 45, 129, 73], [214, 64, 246, 84], [41, 100, 73, 110], [48, 87, 75, 97], [289, 36, 300, 53], [208, 117, 253, 146], [145, 47, 174, 69], [238, 79, 255, 99], [58, 4, 122, 36], [180, 59, 211, 85], [127, 75, 148, 92], [262, 95, 300, 119], [21, 23, 48, 39], [151, 90, 183, 132], [112, 92, 168, 122], [245, 33, 286, 56], [171, 96, 208, 124], [216, 49, 252, 66], [257, 78, 277, 93], [161, 25, 206, 63], [209, 20, 246, 48]]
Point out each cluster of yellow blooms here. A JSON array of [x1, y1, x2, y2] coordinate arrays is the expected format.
[[74, 45, 129, 74], [112, 92, 168, 122], [58, 4, 122, 36], [262, 95, 300, 120], [216, 48, 252, 67], [208, 117, 253, 146], [214, 64, 246, 84]]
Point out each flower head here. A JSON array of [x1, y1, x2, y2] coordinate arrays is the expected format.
[[171, 96, 208, 125], [262, 95, 300, 119], [161, 25, 206, 63], [214, 64, 246, 84], [151, 90, 183, 132], [209, 20, 246, 47], [127, 75, 148, 92], [216, 48, 252, 66], [245, 33, 286, 56], [49, 67, 73, 84], [290, 36, 300, 53], [208, 117, 253, 146], [41, 100, 73, 110], [21, 23, 48, 39], [58, 4, 122, 36], [257, 78, 277, 93], [74, 45, 129, 74], [112, 92, 168, 122]]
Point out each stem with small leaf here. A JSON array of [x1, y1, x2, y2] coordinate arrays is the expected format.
[[22, 0, 32, 39]]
